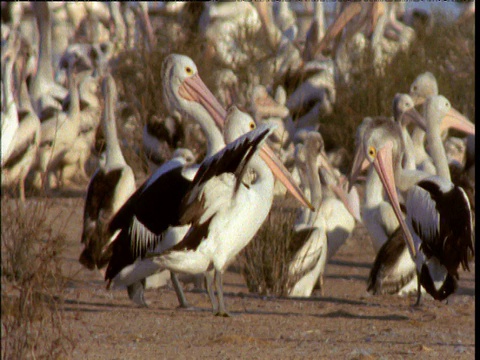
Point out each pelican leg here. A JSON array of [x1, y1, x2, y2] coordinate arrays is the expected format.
[[204, 269, 218, 313], [318, 274, 325, 297], [414, 273, 422, 307], [127, 279, 148, 307], [170, 272, 192, 309], [214, 270, 231, 317]]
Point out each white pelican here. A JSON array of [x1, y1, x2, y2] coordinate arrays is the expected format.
[[287, 134, 327, 297], [104, 54, 227, 308], [30, 2, 68, 115], [61, 75, 102, 185], [352, 96, 474, 304], [351, 94, 426, 254], [32, 55, 82, 192], [79, 74, 136, 271], [1, 36, 20, 167], [288, 131, 358, 297], [104, 55, 312, 310], [409, 71, 438, 175], [144, 106, 310, 316], [2, 54, 41, 201]]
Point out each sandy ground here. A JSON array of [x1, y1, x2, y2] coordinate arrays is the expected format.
[[7, 195, 475, 359]]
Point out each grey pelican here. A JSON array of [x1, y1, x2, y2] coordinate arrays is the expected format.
[[79, 74, 136, 271], [352, 96, 474, 304], [144, 107, 309, 316]]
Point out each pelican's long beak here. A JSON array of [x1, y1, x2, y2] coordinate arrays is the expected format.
[[373, 142, 417, 258], [259, 144, 315, 211], [315, 2, 362, 56], [348, 145, 370, 192], [179, 74, 227, 129], [440, 107, 475, 135], [402, 107, 427, 132]]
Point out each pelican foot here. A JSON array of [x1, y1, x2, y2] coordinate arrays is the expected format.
[[176, 303, 196, 311], [214, 311, 233, 317]]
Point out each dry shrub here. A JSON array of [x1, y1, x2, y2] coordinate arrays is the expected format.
[[1, 198, 74, 359], [240, 197, 301, 297]]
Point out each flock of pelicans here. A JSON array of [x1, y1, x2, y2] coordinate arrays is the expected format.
[[1, 3, 475, 317]]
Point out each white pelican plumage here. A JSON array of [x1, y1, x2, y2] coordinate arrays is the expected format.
[[79, 74, 136, 271], [31, 55, 82, 192], [144, 106, 310, 316], [409, 71, 438, 175], [104, 54, 227, 308], [2, 52, 41, 202], [30, 2, 68, 115], [287, 134, 327, 297], [1, 36, 20, 167], [104, 54, 312, 310], [352, 96, 474, 304]]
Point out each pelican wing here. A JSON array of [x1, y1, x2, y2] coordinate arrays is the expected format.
[[172, 124, 274, 253], [367, 228, 416, 295], [408, 177, 474, 275]]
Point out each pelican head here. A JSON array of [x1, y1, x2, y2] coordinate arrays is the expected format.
[[425, 95, 475, 135], [392, 93, 426, 130], [349, 118, 416, 257], [409, 71, 438, 106], [162, 54, 226, 131]]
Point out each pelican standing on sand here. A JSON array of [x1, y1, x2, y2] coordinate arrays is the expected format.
[[144, 107, 311, 316], [79, 74, 136, 271], [105, 55, 312, 311], [351, 96, 474, 304], [104, 54, 227, 308]]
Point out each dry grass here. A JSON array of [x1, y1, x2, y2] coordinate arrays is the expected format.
[[240, 198, 300, 297], [1, 198, 74, 359]]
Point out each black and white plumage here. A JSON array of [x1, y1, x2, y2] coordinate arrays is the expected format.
[[406, 176, 473, 301], [352, 98, 474, 304], [79, 74, 136, 271], [104, 54, 227, 308], [144, 107, 306, 316]]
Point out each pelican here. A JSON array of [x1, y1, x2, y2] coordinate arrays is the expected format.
[[60, 75, 102, 185], [144, 107, 310, 316], [104, 55, 312, 310], [352, 94, 426, 254], [79, 74, 136, 271], [2, 53, 41, 201], [352, 96, 474, 304], [1, 35, 20, 167], [104, 54, 227, 308], [32, 55, 82, 192], [288, 131, 357, 297], [409, 71, 438, 174], [30, 2, 68, 115], [287, 135, 327, 297]]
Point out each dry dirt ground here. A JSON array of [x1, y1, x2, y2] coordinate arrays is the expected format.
[[14, 195, 478, 359]]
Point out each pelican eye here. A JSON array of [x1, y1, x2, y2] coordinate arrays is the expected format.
[[249, 121, 256, 130], [185, 66, 193, 75], [368, 146, 376, 157]]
